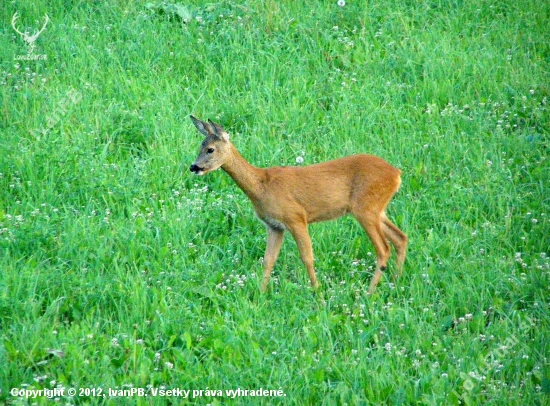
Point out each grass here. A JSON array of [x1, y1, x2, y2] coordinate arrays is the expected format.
[[1, 0, 549, 404]]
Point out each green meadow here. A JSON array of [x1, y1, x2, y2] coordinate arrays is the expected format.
[[1, 0, 549, 404]]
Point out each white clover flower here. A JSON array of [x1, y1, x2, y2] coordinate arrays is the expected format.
[[338, 0, 346, 6]]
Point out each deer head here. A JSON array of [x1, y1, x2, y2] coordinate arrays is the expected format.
[[11, 12, 49, 54], [189, 116, 232, 176]]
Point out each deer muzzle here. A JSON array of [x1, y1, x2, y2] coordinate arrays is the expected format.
[[189, 164, 204, 174]]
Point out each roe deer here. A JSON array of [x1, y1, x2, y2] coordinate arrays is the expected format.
[[189, 116, 407, 294]]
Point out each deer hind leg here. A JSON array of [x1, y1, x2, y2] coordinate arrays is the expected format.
[[287, 221, 319, 290], [353, 212, 391, 294], [261, 227, 285, 292], [381, 213, 408, 280]]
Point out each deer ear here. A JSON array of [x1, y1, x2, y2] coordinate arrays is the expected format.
[[190, 115, 215, 137], [208, 119, 230, 142]]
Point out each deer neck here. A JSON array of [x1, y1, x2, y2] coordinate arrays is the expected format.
[[222, 144, 265, 201]]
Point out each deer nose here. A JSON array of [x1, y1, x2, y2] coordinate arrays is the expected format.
[[189, 164, 202, 173]]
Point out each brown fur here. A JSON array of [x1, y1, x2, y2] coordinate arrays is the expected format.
[[189, 116, 407, 294]]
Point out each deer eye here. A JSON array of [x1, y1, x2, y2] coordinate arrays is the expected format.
[[207, 147, 215, 154]]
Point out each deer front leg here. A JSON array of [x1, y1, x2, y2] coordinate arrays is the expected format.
[[261, 227, 284, 292], [288, 222, 319, 290]]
